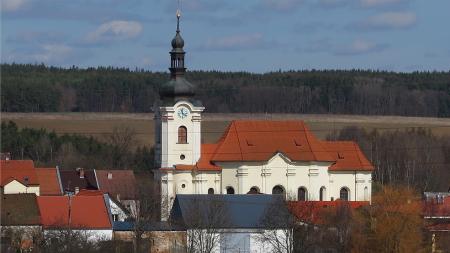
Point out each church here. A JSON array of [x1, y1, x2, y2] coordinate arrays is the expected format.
[[154, 12, 374, 219]]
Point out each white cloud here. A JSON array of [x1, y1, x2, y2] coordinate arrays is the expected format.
[[363, 11, 417, 29], [85, 20, 143, 43], [335, 39, 387, 55], [4, 44, 74, 65], [203, 33, 266, 51], [1, 0, 29, 12]]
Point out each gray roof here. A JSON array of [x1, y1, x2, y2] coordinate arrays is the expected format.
[[170, 194, 292, 229]]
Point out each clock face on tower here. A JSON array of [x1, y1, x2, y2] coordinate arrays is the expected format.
[[177, 107, 189, 119]]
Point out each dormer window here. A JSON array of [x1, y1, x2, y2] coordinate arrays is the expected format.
[[178, 126, 187, 144]]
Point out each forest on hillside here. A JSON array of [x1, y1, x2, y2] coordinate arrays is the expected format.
[[1, 63, 450, 117]]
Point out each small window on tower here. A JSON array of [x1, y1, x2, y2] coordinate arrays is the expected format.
[[178, 126, 187, 144]]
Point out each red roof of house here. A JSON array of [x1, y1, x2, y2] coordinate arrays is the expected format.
[[96, 170, 137, 200], [0, 160, 39, 186], [321, 141, 374, 171], [427, 223, 450, 231], [37, 195, 112, 229], [169, 120, 373, 172], [423, 196, 450, 218], [288, 200, 369, 224], [36, 168, 62, 195], [211, 121, 335, 162]]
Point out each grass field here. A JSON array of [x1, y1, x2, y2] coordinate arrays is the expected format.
[[2, 113, 450, 147]]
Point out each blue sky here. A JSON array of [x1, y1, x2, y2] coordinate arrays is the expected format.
[[1, 0, 449, 72]]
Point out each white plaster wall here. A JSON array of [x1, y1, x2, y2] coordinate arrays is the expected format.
[[219, 153, 372, 202], [108, 198, 128, 222], [3, 180, 40, 196], [43, 229, 112, 241], [159, 101, 204, 168]]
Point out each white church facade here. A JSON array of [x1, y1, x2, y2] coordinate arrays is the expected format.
[[154, 12, 374, 219]]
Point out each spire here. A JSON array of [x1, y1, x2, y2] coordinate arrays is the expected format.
[[159, 8, 196, 103]]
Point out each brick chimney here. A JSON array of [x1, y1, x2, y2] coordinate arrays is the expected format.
[[77, 168, 85, 179], [107, 172, 113, 180]]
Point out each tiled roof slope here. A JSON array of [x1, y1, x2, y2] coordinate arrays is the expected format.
[[59, 169, 98, 193], [320, 141, 374, 171], [96, 170, 137, 200], [174, 144, 221, 171], [1, 193, 41, 226], [0, 160, 39, 186], [37, 194, 112, 229], [211, 121, 335, 162], [36, 168, 63, 195]]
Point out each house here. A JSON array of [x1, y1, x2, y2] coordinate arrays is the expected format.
[[0, 193, 41, 252], [59, 168, 99, 194], [113, 221, 187, 252], [96, 170, 137, 220], [35, 167, 63, 196], [37, 191, 113, 241], [0, 160, 40, 195], [423, 192, 450, 253], [170, 194, 292, 253], [154, 12, 374, 219]]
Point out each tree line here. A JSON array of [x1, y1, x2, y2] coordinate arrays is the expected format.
[[0, 121, 153, 171], [2, 63, 449, 117]]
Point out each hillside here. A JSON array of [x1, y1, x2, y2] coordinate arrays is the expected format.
[[2, 64, 449, 117], [3, 113, 449, 147]]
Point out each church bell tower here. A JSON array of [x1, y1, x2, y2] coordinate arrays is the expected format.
[[154, 10, 204, 169]]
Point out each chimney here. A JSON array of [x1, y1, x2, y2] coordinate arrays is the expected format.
[[107, 172, 113, 180], [78, 168, 85, 179], [75, 187, 79, 194]]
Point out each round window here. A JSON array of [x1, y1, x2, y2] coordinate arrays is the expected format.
[[181, 184, 186, 188], [180, 154, 185, 160]]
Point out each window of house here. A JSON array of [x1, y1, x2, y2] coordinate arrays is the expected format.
[[320, 187, 327, 201], [340, 188, 349, 201], [226, 187, 235, 194], [272, 185, 285, 195], [364, 186, 369, 201], [178, 126, 187, 144], [298, 187, 307, 201], [208, 188, 214, 194], [248, 186, 260, 194], [112, 214, 119, 221]]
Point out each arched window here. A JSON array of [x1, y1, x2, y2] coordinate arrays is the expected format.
[[226, 187, 235, 195], [340, 187, 349, 201], [320, 187, 327, 201], [248, 186, 260, 194], [298, 187, 307, 201], [364, 187, 369, 201], [208, 188, 214, 194], [272, 185, 285, 195], [178, 126, 187, 144]]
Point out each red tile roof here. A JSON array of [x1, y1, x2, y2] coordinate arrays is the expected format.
[[288, 200, 369, 224], [37, 195, 112, 229], [211, 121, 335, 162], [170, 120, 373, 172], [36, 168, 62, 196], [0, 160, 39, 186], [321, 141, 374, 171], [96, 170, 137, 200]]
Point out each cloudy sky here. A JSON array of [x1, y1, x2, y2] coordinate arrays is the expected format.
[[1, 0, 449, 72]]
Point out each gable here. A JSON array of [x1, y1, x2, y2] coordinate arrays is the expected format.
[[1, 160, 39, 186]]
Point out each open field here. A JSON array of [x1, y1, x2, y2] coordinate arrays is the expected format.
[[2, 113, 450, 147]]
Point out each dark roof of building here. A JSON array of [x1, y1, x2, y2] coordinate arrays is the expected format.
[[59, 169, 98, 193], [96, 170, 137, 200], [1, 193, 41, 226], [113, 221, 185, 231], [170, 194, 292, 229], [0, 160, 39, 186]]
